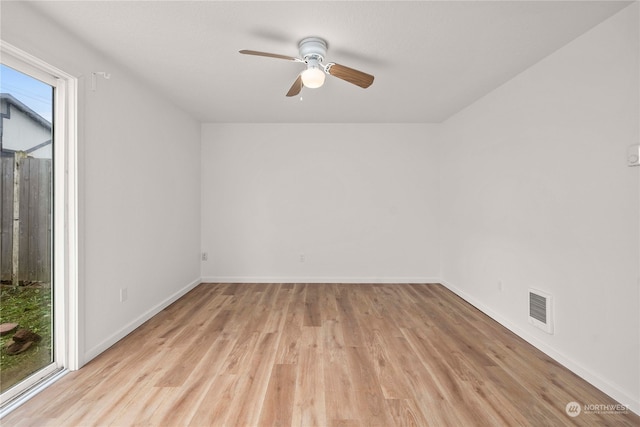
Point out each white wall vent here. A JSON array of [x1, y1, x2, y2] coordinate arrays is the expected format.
[[528, 289, 553, 334]]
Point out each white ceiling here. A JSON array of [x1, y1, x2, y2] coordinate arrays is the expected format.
[[28, 1, 631, 123]]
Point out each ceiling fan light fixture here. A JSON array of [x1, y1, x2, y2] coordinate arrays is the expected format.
[[240, 36, 374, 96], [301, 66, 325, 89]]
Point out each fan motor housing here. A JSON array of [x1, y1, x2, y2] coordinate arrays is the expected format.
[[299, 37, 327, 62]]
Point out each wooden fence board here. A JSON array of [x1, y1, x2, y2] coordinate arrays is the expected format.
[[1, 158, 13, 280], [0, 156, 52, 283]]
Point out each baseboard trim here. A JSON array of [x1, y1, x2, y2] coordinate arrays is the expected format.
[[439, 279, 640, 416], [83, 277, 202, 364], [201, 276, 441, 284]]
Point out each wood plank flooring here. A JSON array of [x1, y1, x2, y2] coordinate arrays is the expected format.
[[3, 283, 638, 426]]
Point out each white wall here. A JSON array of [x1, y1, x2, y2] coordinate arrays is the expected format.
[[439, 3, 639, 411], [1, 2, 202, 364], [201, 123, 440, 283]]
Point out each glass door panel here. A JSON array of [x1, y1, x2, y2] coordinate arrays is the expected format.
[[0, 63, 55, 394]]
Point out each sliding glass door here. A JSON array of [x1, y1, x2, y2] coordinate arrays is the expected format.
[[0, 44, 75, 408], [0, 61, 58, 398]]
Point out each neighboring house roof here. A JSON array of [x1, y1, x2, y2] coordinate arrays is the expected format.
[[1, 93, 52, 157], [1, 93, 51, 130]]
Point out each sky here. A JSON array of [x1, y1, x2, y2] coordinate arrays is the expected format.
[[1, 64, 53, 123]]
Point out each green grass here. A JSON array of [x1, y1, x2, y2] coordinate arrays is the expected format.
[[0, 285, 52, 393]]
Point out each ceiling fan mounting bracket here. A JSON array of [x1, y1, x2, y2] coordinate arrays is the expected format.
[[298, 37, 327, 63]]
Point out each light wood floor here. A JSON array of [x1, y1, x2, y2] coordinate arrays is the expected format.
[[4, 283, 638, 426]]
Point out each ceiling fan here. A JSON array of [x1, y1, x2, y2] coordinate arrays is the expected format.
[[239, 37, 374, 97]]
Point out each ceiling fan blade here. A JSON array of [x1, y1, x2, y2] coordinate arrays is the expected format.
[[286, 75, 303, 97], [327, 63, 374, 88], [239, 50, 303, 62]]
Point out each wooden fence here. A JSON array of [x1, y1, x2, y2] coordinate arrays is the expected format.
[[1, 156, 52, 283]]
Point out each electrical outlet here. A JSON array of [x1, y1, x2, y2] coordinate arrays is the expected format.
[[299, 254, 305, 263], [498, 281, 503, 292], [120, 288, 128, 302], [202, 252, 208, 261]]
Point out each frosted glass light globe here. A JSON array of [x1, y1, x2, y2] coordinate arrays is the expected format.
[[301, 67, 326, 88]]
